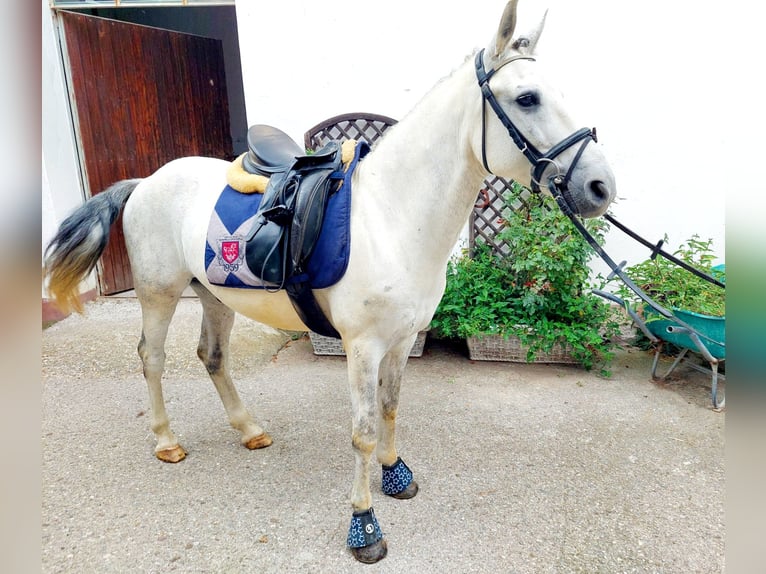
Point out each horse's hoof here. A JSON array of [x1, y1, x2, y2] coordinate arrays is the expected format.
[[390, 479, 419, 500], [244, 432, 273, 450], [351, 539, 388, 564], [156, 445, 186, 463]]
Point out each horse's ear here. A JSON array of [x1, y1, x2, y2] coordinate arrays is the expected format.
[[512, 9, 548, 55], [493, 0, 519, 58]]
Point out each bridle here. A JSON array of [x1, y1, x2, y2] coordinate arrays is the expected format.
[[475, 48, 597, 215]]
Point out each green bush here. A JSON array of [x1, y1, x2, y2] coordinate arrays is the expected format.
[[431, 191, 621, 373]]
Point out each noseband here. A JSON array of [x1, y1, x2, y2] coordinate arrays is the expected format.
[[475, 49, 597, 215]]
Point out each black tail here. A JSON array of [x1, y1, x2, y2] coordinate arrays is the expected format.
[[43, 179, 141, 314]]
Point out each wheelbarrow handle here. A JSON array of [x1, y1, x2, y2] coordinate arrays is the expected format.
[[592, 289, 660, 343]]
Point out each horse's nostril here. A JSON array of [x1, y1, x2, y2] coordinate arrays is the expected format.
[[589, 180, 609, 202]]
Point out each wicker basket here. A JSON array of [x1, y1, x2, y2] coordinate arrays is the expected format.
[[309, 331, 428, 357], [466, 333, 578, 364]]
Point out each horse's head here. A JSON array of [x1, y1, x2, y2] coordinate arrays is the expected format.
[[473, 0, 616, 218]]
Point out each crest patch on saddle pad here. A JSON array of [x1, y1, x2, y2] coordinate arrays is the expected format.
[[204, 192, 266, 287], [219, 237, 244, 268]]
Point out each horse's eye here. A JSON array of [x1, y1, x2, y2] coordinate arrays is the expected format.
[[516, 92, 539, 108]]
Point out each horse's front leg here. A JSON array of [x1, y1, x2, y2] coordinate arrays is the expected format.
[[377, 341, 419, 499], [345, 345, 388, 563]]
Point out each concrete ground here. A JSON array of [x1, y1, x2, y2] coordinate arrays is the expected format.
[[42, 297, 725, 573]]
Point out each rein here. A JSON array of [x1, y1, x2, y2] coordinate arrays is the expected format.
[[474, 48, 725, 351], [553, 196, 725, 350], [602, 213, 725, 288]]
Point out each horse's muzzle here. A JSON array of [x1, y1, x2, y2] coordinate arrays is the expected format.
[[550, 171, 615, 219]]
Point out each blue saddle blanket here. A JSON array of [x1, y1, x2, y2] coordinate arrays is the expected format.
[[205, 141, 370, 289]]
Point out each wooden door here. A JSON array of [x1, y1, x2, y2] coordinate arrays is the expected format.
[[60, 11, 232, 294]]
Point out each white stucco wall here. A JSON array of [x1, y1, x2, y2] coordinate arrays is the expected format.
[[45, 0, 761, 299], [42, 2, 96, 296], [235, 0, 733, 276]]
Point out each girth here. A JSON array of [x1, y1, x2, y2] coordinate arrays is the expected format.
[[242, 124, 345, 338]]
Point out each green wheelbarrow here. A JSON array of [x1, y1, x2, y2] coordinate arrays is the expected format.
[[594, 289, 725, 410]]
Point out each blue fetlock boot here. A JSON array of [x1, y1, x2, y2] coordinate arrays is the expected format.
[[382, 457, 419, 499], [347, 507, 387, 563]]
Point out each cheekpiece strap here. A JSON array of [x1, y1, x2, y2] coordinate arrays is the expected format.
[[347, 507, 384, 549], [382, 457, 414, 496], [474, 49, 541, 173]]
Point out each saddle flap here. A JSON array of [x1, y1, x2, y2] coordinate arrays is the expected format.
[[243, 220, 288, 286], [291, 166, 342, 268], [291, 141, 343, 267], [242, 125, 304, 176], [243, 140, 343, 289]]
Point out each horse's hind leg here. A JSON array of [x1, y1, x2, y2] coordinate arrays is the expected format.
[[136, 289, 188, 463], [190, 281, 272, 450]]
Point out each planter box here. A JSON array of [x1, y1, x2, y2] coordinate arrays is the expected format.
[[466, 333, 578, 364], [309, 330, 428, 357]]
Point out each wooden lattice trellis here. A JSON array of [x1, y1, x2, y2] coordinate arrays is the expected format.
[[305, 113, 531, 260], [470, 176, 534, 256], [304, 112, 398, 149]]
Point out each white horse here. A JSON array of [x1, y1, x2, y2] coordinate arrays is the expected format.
[[43, 0, 615, 563]]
